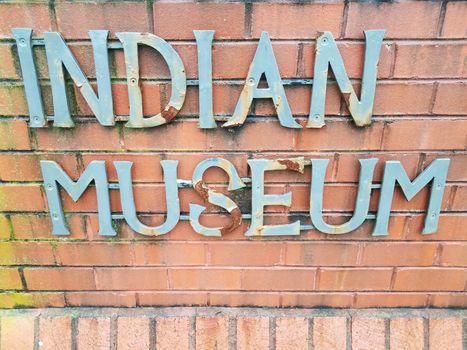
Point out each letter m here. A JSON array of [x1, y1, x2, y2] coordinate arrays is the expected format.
[[373, 159, 450, 236], [40, 160, 115, 236]]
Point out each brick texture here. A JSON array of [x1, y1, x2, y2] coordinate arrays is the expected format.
[[0, 0, 465, 315]]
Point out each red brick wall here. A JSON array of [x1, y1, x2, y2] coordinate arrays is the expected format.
[[0, 0, 466, 312]]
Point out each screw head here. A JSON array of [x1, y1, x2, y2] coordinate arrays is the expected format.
[[247, 77, 255, 85]]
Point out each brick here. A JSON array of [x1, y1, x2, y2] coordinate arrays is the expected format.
[[442, 1, 467, 38], [346, 2, 441, 39], [24, 267, 95, 291], [209, 242, 282, 266], [133, 242, 206, 266], [95, 267, 168, 290], [276, 317, 308, 350], [55, 2, 149, 39], [0, 120, 31, 150], [156, 317, 190, 350], [209, 292, 281, 308], [430, 293, 467, 308], [451, 186, 467, 211], [33, 122, 121, 151], [372, 82, 433, 115], [242, 268, 315, 291], [171, 268, 241, 290], [360, 243, 437, 266], [117, 317, 150, 350], [351, 317, 385, 350], [0, 185, 45, 212], [237, 317, 269, 350], [382, 119, 467, 151], [196, 317, 229, 350], [429, 318, 463, 350], [390, 318, 424, 350], [393, 268, 466, 291], [0, 316, 35, 350], [313, 317, 347, 350], [440, 243, 467, 267], [77, 317, 111, 350], [66, 292, 136, 307], [0, 85, 29, 115], [433, 82, 467, 115], [0, 3, 52, 38], [0, 242, 55, 266], [138, 292, 208, 307], [0, 153, 80, 182], [394, 43, 467, 79], [319, 268, 392, 291], [0, 292, 65, 308], [38, 316, 72, 350], [0, 268, 23, 290], [0, 214, 11, 239], [252, 3, 342, 39], [154, 3, 244, 39], [0, 44, 18, 79], [354, 293, 427, 308], [285, 242, 359, 266], [11, 214, 86, 240], [281, 293, 353, 308], [56, 242, 133, 266]]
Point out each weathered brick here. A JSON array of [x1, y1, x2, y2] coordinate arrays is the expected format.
[[0, 292, 65, 308], [242, 268, 316, 291], [0, 185, 45, 212], [352, 317, 385, 350], [429, 317, 463, 350], [138, 292, 208, 307], [281, 293, 353, 308], [433, 82, 467, 115], [285, 242, 359, 266], [0, 3, 52, 38], [360, 242, 438, 266], [156, 317, 190, 350], [319, 268, 392, 291], [0, 242, 55, 266], [0, 120, 31, 150], [66, 292, 136, 307], [442, 1, 467, 38], [24, 267, 96, 291], [0, 214, 11, 239], [171, 268, 241, 290], [346, 2, 441, 39], [354, 293, 427, 308], [154, 3, 244, 40], [209, 292, 281, 308], [38, 316, 72, 350], [117, 317, 150, 350], [77, 317, 111, 350], [276, 317, 308, 350], [393, 268, 466, 291], [0, 268, 23, 290], [0, 316, 35, 350], [313, 317, 347, 350], [0, 44, 18, 79], [440, 243, 467, 267], [251, 3, 343, 39], [209, 242, 282, 266], [95, 267, 168, 290], [394, 43, 467, 79], [237, 317, 269, 350], [56, 242, 133, 266], [196, 317, 229, 350], [382, 120, 467, 151], [390, 318, 424, 350], [55, 2, 149, 39]]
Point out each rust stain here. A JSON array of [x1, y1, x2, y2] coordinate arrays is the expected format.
[[194, 180, 209, 202], [161, 105, 179, 123], [221, 207, 242, 235], [278, 159, 305, 173]]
